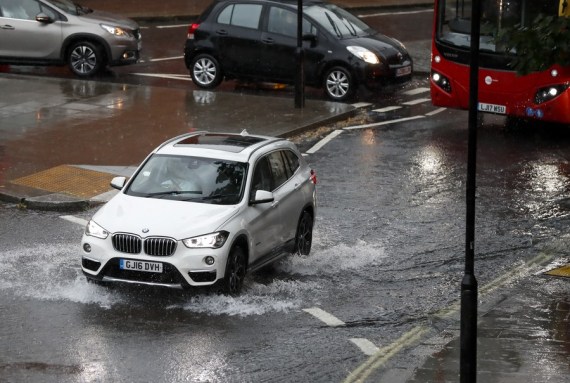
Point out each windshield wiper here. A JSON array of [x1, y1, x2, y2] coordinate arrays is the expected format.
[[340, 18, 358, 37], [325, 12, 342, 38], [181, 194, 235, 202], [145, 190, 202, 198]]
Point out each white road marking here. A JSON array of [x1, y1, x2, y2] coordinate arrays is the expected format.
[[344, 115, 425, 130], [403, 87, 430, 96], [350, 338, 380, 356], [131, 73, 193, 81], [358, 9, 433, 18], [402, 98, 431, 106], [149, 56, 184, 62], [60, 215, 88, 227], [306, 129, 344, 154], [372, 106, 401, 113], [425, 107, 447, 116], [351, 102, 373, 108], [156, 24, 189, 29], [344, 326, 429, 383], [303, 307, 346, 327]]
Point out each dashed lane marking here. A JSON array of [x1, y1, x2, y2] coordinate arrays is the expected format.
[[358, 9, 433, 18], [350, 338, 380, 356], [131, 73, 192, 81], [425, 107, 447, 116], [306, 130, 344, 154], [402, 87, 430, 96], [156, 24, 188, 29], [302, 307, 346, 327], [344, 115, 425, 130], [351, 102, 373, 109], [372, 106, 402, 113], [60, 215, 88, 227], [148, 56, 184, 62], [402, 97, 431, 106], [344, 326, 429, 383]]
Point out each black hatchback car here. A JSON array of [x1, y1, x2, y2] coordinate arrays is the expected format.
[[184, 0, 413, 101]]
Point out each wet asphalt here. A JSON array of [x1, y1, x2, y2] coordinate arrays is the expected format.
[[0, 1, 569, 382]]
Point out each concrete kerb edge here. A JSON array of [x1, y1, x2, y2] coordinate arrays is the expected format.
[[0, 190, 93, 212]]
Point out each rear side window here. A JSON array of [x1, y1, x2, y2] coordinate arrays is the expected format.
[[282, 150, 300, 177], [267, 7, 317, 37], [217, 3, 262, 29], [267, 151, 289, 190]]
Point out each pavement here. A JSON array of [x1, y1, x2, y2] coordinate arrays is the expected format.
[[0, 1, 569, 382]]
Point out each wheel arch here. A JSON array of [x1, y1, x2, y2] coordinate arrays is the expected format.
[[61, 34, 110, 64], [229, 233, 249, 272]]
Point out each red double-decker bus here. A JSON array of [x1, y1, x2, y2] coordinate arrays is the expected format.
[[430, 0, 570, 124]]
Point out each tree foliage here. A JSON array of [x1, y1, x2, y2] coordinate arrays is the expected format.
[[495, 14, 570, 75]]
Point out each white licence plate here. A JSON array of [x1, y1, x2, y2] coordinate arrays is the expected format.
[[120, 259, 163, 273], [396, 66, 412, 77], [478, 102, 506, 114]]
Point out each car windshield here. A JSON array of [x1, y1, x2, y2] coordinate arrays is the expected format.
[[126, 154, 247, 205], [44, 0, 92, 15], [304, 3, 373, 38]]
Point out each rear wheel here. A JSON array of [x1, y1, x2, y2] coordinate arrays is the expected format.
[[294, 211, 313, 255], [222, 246, 246, 295], [324, 66, 354, 101], [191, 54, 223, 88], [67, 41, 105, 77]]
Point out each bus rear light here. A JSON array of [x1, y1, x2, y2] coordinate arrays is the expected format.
[[431, 70, 452, 93], [534, 84, 570, 104]]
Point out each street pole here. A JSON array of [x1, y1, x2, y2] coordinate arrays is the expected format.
[[294, 0, 305, 108], [460, 0, 481, 382]]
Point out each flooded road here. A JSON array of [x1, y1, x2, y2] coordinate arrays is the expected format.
[[1, 102, 570, 382]]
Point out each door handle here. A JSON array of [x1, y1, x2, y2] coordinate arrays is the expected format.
[[262, 38, 274, 44], [216, 29, 228, 35], [1, 25, 15, 30]]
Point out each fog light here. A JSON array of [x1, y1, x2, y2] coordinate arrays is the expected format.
[[204, 256, 215, 265], [83, 243, 91, 252], [431, 70, 451, 93]]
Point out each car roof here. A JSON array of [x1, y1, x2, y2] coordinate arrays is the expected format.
[[154, 131, 289, 162]]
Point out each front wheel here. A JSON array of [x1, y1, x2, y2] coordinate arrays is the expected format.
[[191, 54, 223, 89], [67, 41, 105, 77], [294, 211, 313, 255], [323, 66, 354, 101], [222, 246, 246, 295]]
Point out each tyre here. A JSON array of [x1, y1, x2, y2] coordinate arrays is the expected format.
[[222, 246, 246, 295], [323, 66, 354, 101], [191, 54, 223, 89], [67, 41, 105, 77], [294, 211, 313, 255]]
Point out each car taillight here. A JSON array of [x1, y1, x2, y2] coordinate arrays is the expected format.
[[187, 23, 200, 39], [310, 169, 317, 184]]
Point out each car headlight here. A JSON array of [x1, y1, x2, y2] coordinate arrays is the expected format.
[[347, 46, 380, 64], [100, 24, 133, 38], [85, 220, 109, 239], [182, 231, 229, 249]]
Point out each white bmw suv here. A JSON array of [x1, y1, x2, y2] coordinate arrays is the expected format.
[[81, 131, 317, 295]]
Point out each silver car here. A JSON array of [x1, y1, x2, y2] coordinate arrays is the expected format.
[[0, 0, 141, 77], [81, 131, 317, 295]]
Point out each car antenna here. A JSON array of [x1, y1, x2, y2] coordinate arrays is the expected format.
[[240, 129, 249, 136]]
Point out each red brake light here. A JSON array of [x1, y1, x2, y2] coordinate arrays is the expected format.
[[187, 23, 200, 39], [310, 169, 317, 184]]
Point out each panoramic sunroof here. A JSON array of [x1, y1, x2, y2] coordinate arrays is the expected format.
[[176, 134, 266, 152]]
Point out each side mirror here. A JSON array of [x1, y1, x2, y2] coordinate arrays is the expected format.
[[302, 33, 318, 48], [36, 13, 54, 24], [250, 190, 274, 205], [110, 176, 127, 190]]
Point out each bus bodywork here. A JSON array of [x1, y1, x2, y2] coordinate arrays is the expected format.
[[430, 0, 570, 124]]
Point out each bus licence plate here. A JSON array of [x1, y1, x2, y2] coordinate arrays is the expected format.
[[396, 66, 412, 77], [478, 102, 506, 114], [120, 259, 163, 273]]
